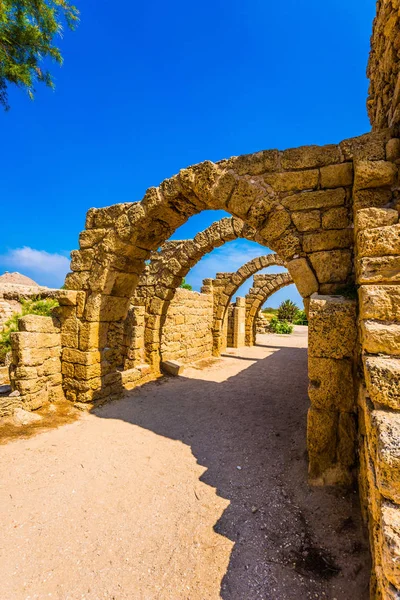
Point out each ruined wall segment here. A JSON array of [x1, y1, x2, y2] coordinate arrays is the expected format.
[[160, 288, 213, 364]]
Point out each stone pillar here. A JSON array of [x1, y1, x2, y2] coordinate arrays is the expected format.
[[225, 297, 246, 348], [307, 294, 357, 486]]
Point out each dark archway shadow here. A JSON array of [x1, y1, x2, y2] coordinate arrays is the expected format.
[[92, 341, 370, 599]]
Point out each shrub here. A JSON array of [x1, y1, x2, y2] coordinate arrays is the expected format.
[[180, 278, 193, 290], [293, 309, 308, 325], [0, 297, 58, 364], [268, 316, 294, 334], [277, 299, 298, 322]]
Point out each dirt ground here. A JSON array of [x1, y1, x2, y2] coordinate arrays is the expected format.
[[0, 327, 370, 599]]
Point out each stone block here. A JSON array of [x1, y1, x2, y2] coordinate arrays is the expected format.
[[357, 256, 400, 284], [320, 163, 354, 188], [361, 321, 400, 356], [15, 346, 60, 367], [355, 208, 398, 232], [337, 412, 357, 468], [19, 315, 61, 334], [380, 501, 400, 589], [281, 144, 340, 170], [309, 249, 352, 283], [359, 285, 400, 321], [364, 356, 400, 410], [303, 229, 353, 253], [308, 295, 357, 359], [353, 188, 393, 211], [259, 208, 291, 241], [354, 160, 397, 190], [287, 258, 318, 297], [62, 348, 101, 366], [281, 188, 345, 211], [308, 357, 355, 411], [307, 408, 338, 479], [263, 170, 319, 192], [370, 411, 400, 505], [386, 138, 400, 162], [322, 207, 349, 229], [11, 331, 60, 350], [161, 361, 185, 376], [85, 293, 129, 322], [358, 224, 400, 258], [292, 211, 320, 231]]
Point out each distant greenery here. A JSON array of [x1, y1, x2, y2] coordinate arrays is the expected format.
[[0, 297, 58, 363], [0, 0, 79, 109], [293, 309, 308, 325], [268, 316, 293, 335], [180, 278, 192, 290], [277, 299, 298, 322]]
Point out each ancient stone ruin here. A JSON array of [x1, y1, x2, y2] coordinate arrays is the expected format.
[[2, 2, 400, 596]]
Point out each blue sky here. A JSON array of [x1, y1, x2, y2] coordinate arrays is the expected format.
[[1, 0, 375, 306]]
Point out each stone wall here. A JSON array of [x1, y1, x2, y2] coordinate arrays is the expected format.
[[368, 0, 400, 130], [8, 314, 64, 412], [160, 288, 213, 364], [307, 295, 358, 487], [226, 297, 246, 348], [355, 206, 400, 599]]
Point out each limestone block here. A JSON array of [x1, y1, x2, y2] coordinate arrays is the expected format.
[[355, 208, 398, 232], [292, 210, 320, 231], [357, 224, 400, 258], [309, 249, 352, 284], [308, 295, 357, 359], [62, 348, 101, 366], [354, 160, 397, 191], [359, 286, 400, 321], [263, 170, 319, 192], [386, 138, 400, 162], [62, 362, 75, 378], [23, 390, 47, 410], [364, 356, 400, 410], [15, 346, 60, 367], [303, 229, 353, 253], [37, 357, 61, 377], [85, 293, 129, 322], [337, 412, 357, 468], [370, 411, 400, 505], [320, 163, 353, 188], [353, 188, 393, 211], [307, 408, 338, 478], [287, 258, 318, 297], [11, 331, 60, 351], [322, 207, 349, 230], [48, 385, 65, 403], [340, 132, 388, 161], [358, 256, 400, 284], [19, 315, 61, 333], [361, 321, 400, 356], [281, 144, 340, 170], [224, 149, 279, 175], [281, 188, 345, 211], [79, 321, 109, 351], [259, 208, 291, 241], [308, 357, 355, 411], [70, 248, 95, 272], [79, 228, 107, 249], [380, 501, 400, 589]]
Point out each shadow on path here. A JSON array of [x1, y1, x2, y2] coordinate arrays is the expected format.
[[95, 341, 370, 600]]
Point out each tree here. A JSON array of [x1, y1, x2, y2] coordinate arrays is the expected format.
[[180, 278, 192, 290], [0, 0, 79, 109], [277, 299, 298, 322]]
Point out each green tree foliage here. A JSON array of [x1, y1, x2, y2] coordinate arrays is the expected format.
[[268, 316, 293, 334], [180, 278, 192, 290], [293, 309, 308, 325], [0, 297, 58, 363], [0, 0, 79, 109], [277, 299, 298, 322]]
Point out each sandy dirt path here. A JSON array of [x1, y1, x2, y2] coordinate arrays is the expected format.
[[0, 328, 370, 599]]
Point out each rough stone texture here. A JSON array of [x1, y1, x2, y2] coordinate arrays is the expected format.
[[161, 288, 213, 364], [308, 357, 355, 412], [357, 224, 400, 258], [364, 356, 400, 410], [361, 321, 400, 356], [226, 297, 246, 348], [9, 315, 64, 410], [355, 207, 398, 232], [354, 160, 397, 191], [308, 295, 357, 360], [359, 285, 400, 322]]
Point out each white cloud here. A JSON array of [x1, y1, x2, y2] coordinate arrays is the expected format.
[[0, 247, 70, 288], [185, 239, 303, 309]]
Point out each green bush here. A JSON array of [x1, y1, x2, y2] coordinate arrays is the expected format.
[[180, 278, 193, 290], [0, 297, 58, 364], [268, 316, 294, 334], [293, 309, 308, 325], [277, 299, 298, 322]]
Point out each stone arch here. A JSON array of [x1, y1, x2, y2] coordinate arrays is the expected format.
[[203, 253, 286, 353], [64, 139, 355, 404], [245, 272, 293, 346], [131, 216, 271, 366]]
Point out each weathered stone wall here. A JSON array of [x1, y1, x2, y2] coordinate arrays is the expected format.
[[368, 0, 400, 130], [8, 314, 64, 412], [307, 295, 358, 487], [355, 205, 400, 599], [160, 288, 213, 364]]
